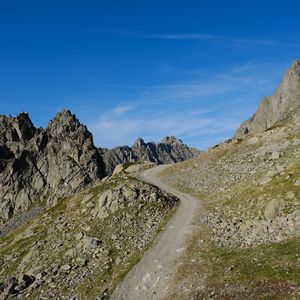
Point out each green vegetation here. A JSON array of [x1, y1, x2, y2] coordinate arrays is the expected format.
[[211, 239, 300, 284], [167, 220, 300, 299]]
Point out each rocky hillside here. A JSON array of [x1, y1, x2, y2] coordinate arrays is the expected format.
[[161, 124, 300, 298], [99, 136, 200, 175], [0, 169, 178, 299], [160, 61, 300, 298], [0, 110, 105, 225], [0, 110, 199, 226], [235, 60, 300, 137]]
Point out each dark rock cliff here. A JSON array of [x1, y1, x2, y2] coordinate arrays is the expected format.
[[0, 110, 105, 224]]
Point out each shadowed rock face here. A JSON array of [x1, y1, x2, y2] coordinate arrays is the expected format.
[[0, 110, 105, 224], [235, 60, 300, 137], [99, 136, 201, 175]]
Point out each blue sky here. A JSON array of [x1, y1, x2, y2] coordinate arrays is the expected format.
[[1, 0, 300, 149]]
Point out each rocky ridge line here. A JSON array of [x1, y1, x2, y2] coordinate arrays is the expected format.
[[99, 136, 201, 175], [235, 60, 300, 137]]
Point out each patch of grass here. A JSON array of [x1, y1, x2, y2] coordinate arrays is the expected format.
[[214, 160, 300, 220], [168, 217, 300, 299], [122, 161, 139, 170], [210, 239, 300, 284]]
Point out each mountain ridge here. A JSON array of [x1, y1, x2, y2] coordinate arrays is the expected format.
[[99, 136, 201, 175], [0, 110, 198, 224], [235, 59, 300, 137]]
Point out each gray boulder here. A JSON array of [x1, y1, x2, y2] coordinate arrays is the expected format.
[[264, 199, 283, 220], [82, 236, 101, 250]]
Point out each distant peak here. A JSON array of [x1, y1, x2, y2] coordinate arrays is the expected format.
[[16, 112, 34, 126], [133, 138, 145, 148], [16, 111, 30, 119], [54, 109, 73, 119], [50, 109, 76, 124], [292, 59, 300, 67], [287, 59, 300, 78], [161, 136, 183, 144], [0, 112, 36, 140], [48, 109, 84, 134], [0, 112, 32, 123], [234, 59, 300, 138], [280, 59, 300, 92]]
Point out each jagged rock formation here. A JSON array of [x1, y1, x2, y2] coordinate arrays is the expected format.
[[0, 110, 105, 224], [99, 136, 201, 175], [0, 110, 199, 224], [235, 60, 300, 137]]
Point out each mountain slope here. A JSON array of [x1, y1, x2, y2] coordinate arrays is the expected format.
[[99, 136, 201, 175], [161, 123, 300, 298], [0, 170, 178, 299], [235, 60, 300, 137], [158, 60, 300, 298]]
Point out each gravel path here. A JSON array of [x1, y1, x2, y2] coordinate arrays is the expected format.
[[111, 165, 200, 300]]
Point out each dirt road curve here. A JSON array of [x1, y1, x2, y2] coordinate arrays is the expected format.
[[111, 165, 200, 300]]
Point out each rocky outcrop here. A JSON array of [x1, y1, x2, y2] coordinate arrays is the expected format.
[[0, 110, 105, 224], [235, 60, 300, 137], [99, 136, 200, 175]]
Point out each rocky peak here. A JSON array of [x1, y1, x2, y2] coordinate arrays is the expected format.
[[235, 59, 300, 138], [0, 110, 105, 225], [0, 112, 36, 143], [47, 109, 83, 135], [100, 136, 201, 175], [288, 59, 300, 78], [279, 59, 300, 93], [133, 138, 145, 148], [53, 109, 73, 120], [161, 136, 183, 145], [15, 112, 36, 141]]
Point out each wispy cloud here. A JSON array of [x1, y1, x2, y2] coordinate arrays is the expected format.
[[120, 31, 300, 48], [113, 62, 282, 101], [112, 105, 133, 116], [87, 61, 287, 149], [90, 107, 238, 149]]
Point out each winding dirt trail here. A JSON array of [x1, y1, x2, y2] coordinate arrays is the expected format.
[[111, 165, 200, 300]]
